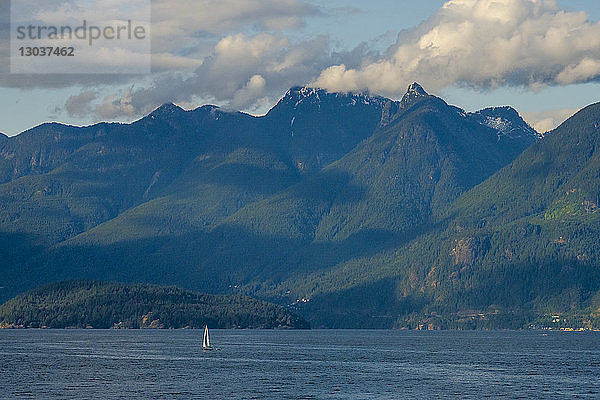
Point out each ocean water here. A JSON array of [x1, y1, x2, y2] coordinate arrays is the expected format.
[[1, 329, 599, 399]]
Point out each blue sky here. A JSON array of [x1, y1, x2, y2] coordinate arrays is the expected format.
[[1, 0, 600, 136]]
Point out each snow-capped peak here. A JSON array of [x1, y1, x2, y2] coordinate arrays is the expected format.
[[469, 106, 542, 141], [278, 86, 391, 110]]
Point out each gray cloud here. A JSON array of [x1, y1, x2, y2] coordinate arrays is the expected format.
[[0, 0, 320, 89], [79, 33, 333, 119], [152, 0, 320, 35], [64, 90, 98, 117]]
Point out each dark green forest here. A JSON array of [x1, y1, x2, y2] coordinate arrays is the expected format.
[[0, 280, 308, 329]]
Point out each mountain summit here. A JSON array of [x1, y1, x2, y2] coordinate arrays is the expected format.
[[264, 86, 399, 172], [145, 102, 186, 120], [276, 86, 391, 111], [406, 82, 428, 96], [470, 106, 541, 141], [401, 82, 429, 104]]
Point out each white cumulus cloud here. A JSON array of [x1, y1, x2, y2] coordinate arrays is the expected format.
[[313, 0, 600, 96], [231, 74, 267, 109]]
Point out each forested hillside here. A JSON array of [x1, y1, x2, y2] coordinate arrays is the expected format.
[[0, 281, 308, 329], [278, 103, 600, 329]]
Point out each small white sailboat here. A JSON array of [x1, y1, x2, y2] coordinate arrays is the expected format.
[[202, 325, 213, 351]]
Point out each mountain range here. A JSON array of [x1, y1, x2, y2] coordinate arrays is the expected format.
[[1, 83, 598, 328]]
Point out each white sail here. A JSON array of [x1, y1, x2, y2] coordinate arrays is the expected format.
[[203, 325, 211, 349]]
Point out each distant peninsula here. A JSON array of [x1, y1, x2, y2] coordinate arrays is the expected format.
[[0, 281, 309, 329]]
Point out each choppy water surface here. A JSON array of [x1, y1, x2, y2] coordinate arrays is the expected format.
[[1, 329, 599, 399]]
